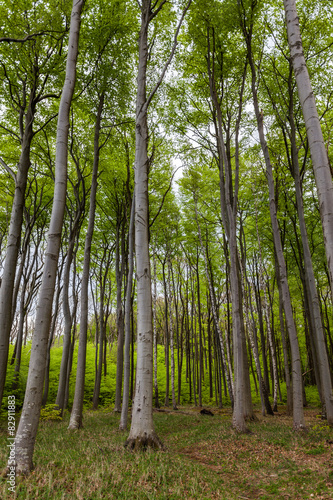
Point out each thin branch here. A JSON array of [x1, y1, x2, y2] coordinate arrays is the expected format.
[[145, 0, 192, 110], [0, 157, 16, 181], [0, 30, 66, 43], [150, 0, 168, 21], [35, 92, 61, 104], [0, 32, 47, 43], [149, 166, 182, 228], [33, 113, 58, 136], [0, 124, 21, 143]]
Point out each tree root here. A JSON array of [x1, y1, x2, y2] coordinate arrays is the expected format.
[[292, 423, 308, 433], [124, 432, 164, 451]]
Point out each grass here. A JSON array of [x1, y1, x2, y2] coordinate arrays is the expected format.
[[1, 405, 333, 499]]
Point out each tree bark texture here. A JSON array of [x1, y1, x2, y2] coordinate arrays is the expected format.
[[244, 23, 305, 430], [125, 1, 162, 450], [284, 0, 333, 299], [68, 91, 104, 429], [167, 257, 177, 410], [14, 2, 84, 473], [287, 75, 333, 424], [119, 197, 135, 430], [0, 100, 35, 407]]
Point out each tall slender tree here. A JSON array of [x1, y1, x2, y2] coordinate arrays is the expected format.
[[125, 0, 191, 450], [239, 0, 305, 430], [14, 0, 85, 473], [284, 0, 333, 300], [0, 4, 65, 407]]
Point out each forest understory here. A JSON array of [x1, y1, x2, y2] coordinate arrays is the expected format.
[[1, 405, 332, 500]]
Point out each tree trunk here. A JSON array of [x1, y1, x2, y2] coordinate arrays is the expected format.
[[194, 198, 234, 406], [162, 259, 170, 407], [125, 0, 191, 449], [119, 197, 135, 430], [152, 250, 160, 408], [195, 251, 203, 407], [206, 28, 252, 429], [125, 2, 161, 450], [0, 99, 35, 407], [167, 256, 177, 410], [191, 277, 197, 407], [42, 265, 63, 407], [15, 0, 84, 473], [68, 91, 103, 429], [244, 18, 305, 430], [11, 283, 26, 392], [114, 221, 125, 412], [284, 0, 333, 299], [171, 262, 181, 405], [287, 70, 333, 424], [239, 245, 273, 416], [56, 222, 80, 413], [255, 212, 279, 412], [92, 290, 106, 410]]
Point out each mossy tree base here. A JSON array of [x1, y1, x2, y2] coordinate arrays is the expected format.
[[68, 416, 83, 430], [15, 459, 34, 477], [124, 432, 164, 451], [232, 423, 252, 434], [293, 423, 308, 433]]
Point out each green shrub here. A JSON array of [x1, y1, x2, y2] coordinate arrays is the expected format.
[[40, 404, 62, 421]]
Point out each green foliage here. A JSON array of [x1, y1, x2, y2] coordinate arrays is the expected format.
[[2, 344, 30, 410], [6, 338, 320, 414], [40, 405, 62, 422]]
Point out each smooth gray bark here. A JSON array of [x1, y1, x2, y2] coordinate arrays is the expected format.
[[0, 100, 35, 407], [124, 28, 161, 441], [206, 31, 252, 430], [42, 262, 63, 406], [14, 1, 85, 473], [244, 21, 305, 430], [284, 0, 333, 299], [287, 78, 333, 425], [114, 222, 125, 412], [125, 0, 191, 450], [119, 197, 135, 430], [68, 91, 104, 429], [167, 256, 177, 410]]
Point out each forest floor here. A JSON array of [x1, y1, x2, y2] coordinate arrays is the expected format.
[[0, 405, 333, 499]]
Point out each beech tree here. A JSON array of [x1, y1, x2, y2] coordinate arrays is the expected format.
[[68, 94, 105, 428], [125, 0, 191, 450], [284, 0, 333, 301], [0, 0, 66, 408], [14, 0, 85, 474], [239, 0, 305, 430]]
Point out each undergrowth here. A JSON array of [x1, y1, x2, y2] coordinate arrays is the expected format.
[[0, 406, 332, 499]]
